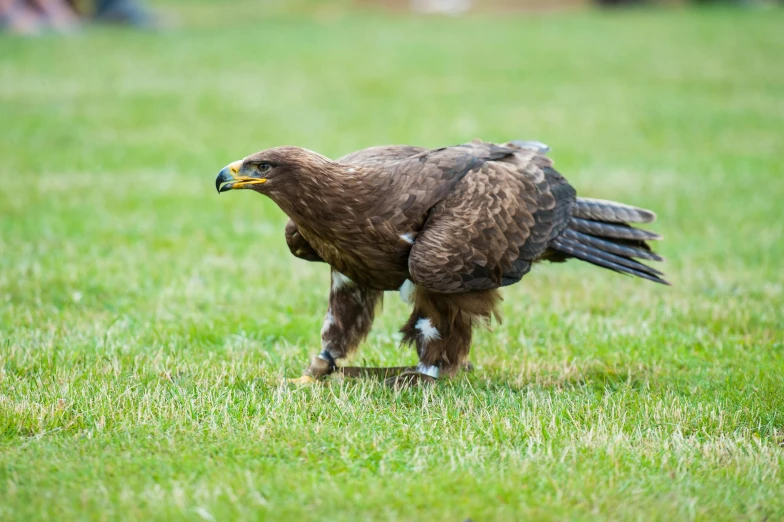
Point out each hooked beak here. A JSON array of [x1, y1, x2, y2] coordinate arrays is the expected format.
[[215, 160, 267, 193]]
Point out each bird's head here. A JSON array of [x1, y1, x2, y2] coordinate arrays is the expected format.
[[215, 146, 334, 195]]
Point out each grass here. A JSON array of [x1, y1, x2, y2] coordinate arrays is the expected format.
[[1, 2, 783, 520]]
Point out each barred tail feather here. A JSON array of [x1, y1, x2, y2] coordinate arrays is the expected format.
[[549, 198, 668, 285], [569, 218, 661, 241], [561, 229, 664, 262], [573, 197, 657, 224]]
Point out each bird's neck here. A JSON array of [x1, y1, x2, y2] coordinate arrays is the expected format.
[[267, 165, 373, 232]]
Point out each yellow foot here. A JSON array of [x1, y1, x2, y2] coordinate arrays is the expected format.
[[286, 375, 319, 385]]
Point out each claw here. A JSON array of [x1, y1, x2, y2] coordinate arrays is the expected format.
[[286, 375, 319, 385]]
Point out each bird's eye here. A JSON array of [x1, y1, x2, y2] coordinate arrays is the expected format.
[[258, 162, 272, 173]]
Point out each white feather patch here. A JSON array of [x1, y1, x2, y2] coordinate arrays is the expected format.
[[399, 279, 415, 304], [400, 233, 416, 245], [415, 363, 440, 379], [331, 271, 352, 292], [415, 318, 441, 343], [510, 140, 550, 153], [321, 310, 334, 336]]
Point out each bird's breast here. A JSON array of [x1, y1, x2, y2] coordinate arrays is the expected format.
[[296, 224, 414, 291]]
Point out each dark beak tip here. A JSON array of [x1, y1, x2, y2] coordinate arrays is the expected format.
[[215, 167, 234, 194]]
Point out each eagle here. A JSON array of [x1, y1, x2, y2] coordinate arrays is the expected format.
[[215, 140, 667, 387]]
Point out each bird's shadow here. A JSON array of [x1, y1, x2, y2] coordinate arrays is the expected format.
[[325, 361, 656, 394]]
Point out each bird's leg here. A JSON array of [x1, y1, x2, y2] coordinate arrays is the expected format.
[[390, 314, 472, 388], [289, 270, 382, 383], [386, 290, 473, 388], [386, 287, 499, 388]]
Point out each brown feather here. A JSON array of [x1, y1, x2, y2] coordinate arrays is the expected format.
[[224, 140, 667, 378]]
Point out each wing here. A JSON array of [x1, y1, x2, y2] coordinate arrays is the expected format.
[[408, 149, 576, 293], [353, 142, 519, 223], [285, 219, 323, 262]]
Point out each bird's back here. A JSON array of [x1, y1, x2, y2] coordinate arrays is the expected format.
[[286, 140, 665, 291]]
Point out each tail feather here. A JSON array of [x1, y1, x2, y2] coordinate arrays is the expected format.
[[548, 198, 668, 285], [573, 197, 656, 224], [561, 229, 664, 262], [569, 218, 662, 241], [553, 237, 665, 278], [551, 238, 669, 285]]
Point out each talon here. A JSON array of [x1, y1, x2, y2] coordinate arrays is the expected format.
[[287, 375, 319, 385]]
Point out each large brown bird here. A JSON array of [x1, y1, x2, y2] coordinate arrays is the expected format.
[[215, 140, 667, 386]]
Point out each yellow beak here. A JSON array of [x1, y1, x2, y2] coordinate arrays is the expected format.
[[215, 160, 267, 193]]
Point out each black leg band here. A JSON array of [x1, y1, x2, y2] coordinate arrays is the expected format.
[[317, 349, 338, 372]]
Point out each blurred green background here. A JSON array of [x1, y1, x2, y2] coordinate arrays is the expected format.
[[1, 1, 783, 520]]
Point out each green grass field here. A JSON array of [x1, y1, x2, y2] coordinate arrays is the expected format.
[[1, 2, 783, 520]]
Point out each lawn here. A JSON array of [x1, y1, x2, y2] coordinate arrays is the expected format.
[[1, 2, 783, 520]]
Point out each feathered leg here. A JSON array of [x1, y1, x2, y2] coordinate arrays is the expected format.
[[291, 270, 382, 383], [387, 287, 500, 387]]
